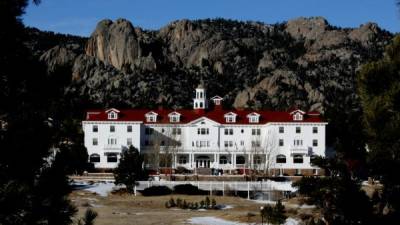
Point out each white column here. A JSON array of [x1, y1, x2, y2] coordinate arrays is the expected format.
[[173, 154, 177, 169]]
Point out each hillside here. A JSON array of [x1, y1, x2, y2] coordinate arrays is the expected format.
[[31, 17, 393, 148]]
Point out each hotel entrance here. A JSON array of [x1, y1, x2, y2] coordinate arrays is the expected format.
[[195, 155, 211, 168]]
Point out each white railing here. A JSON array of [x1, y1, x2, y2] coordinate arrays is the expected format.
[[135, 180, 296, 192]]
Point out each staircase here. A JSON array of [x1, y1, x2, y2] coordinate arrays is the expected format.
[[196, 168, 212, 175]]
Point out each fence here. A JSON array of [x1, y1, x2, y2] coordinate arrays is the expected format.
[[134, 180, 296, 199]]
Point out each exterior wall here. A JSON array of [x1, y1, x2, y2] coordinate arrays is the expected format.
[[83, 119, 327, 174], [83, 121, 142, 168]]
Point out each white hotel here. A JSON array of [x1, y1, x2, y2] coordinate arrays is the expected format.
[[83, 85, 327, 176]]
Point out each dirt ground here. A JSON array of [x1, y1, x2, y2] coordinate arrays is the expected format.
[[70, 190, 314, 225]]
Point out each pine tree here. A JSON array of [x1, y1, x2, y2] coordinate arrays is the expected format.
[[114, 146, 146, 193], [0, 1, 77, 224], [358, 35, 400, 224]]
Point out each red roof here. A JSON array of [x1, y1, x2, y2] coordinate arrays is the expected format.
[[84, 108, 323, 124]]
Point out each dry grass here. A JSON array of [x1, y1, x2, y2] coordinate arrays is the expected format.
[[70, 190, 313, 224]]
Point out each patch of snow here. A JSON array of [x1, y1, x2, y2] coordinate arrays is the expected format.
[[197, 209, 207, 211], [221, 205, 234, 210], [299, 204, 316, 209], [251, 199, 277, 205], [284, 218, 300, 225], [71, 181, 120, 197], [187, 217, 248, 225]]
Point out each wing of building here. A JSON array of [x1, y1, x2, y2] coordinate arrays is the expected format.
[[82, 85, 327, 176]]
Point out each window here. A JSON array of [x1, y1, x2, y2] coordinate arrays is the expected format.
[[293, 113, 303, 121], [178, 156, 187, 164], [240, 140, 244, 146], [145, 127, 153, 135], [108, 111, 117, 120], [160, 140, 165, 146], [310, 155, 318, 165], [107, 153, 118, 163], [197, 128, 209, 135], [224, 141, 233, 148], [249, 115, 259, 123], [295, 169, 301, 175], [226, 116, 235, 123], [219, 156, 228, 164], [145, 112, 158, 122], [127, 125, 132, 132], [92, 138, 98, 146], [172, 128, 181, 135], [224, 113, 237, 123], [254, 155, 262, 164], [169, 113, 181, 123], [293, 154, 303, 164], [294, 139, 303, 146], [224, 128, 233, 135], [252, 129, 261, 135], [127, 138, 132, 146], [296, 127, 301, 133], [276, 155, 286, 164], [241, 129, 244, 133], [108, 138, 117, 145], [89, 154, 100, 163], [313, 139, 318, 147], [313, 169, 318, 175], [313, 127, 318, 134], [196, 140, 209, 148], [236, 156, 245, 164], [279, 139, 284, 147], [110, 125, 115, 132], [279, 127, 284, 133], [251, 141, 261, 147], [93, 125, 98, 132]]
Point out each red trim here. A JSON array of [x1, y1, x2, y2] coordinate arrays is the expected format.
[[84, 108, 323, 124]]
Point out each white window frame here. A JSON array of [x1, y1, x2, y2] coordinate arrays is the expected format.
[[108, 111, 118, 120]]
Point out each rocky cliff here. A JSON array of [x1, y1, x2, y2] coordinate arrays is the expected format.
[[36, 17, 392, 114]]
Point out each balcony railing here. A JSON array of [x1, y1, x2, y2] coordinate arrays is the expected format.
[[290, 147, 309, 155], [103, 145, 122, 151]]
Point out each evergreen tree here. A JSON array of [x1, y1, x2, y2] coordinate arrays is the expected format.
[[114, 146, 146, 193], [0, 1, 77, 224], [293, 157, 373, 225], [357, 35, 400, 224]]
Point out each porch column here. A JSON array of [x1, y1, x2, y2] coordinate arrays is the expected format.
[[232, 153, 236, 169], [173, 154, 177, 169]]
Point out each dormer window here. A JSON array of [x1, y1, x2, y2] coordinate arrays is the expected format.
[[168, 112, 181, 123], [290, 109, 305, 121], [293, 113, 303, 121], [145, 111, 158, 123], [224, 112, 237, 123], [211, 96, 223, 106], [105, 108, 120, 120], [247, 112, 260, 123]]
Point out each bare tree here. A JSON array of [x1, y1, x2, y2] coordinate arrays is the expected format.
[[261, 129, 279, 177], [146, 126, 182, 176]]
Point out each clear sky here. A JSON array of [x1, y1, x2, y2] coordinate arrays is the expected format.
[[23, 0, 400, 37]]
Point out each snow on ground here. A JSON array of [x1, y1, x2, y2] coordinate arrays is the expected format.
[[284, 218, 300, 225], [187, 217, 299, 225], [250, 199, 315, 209], [187, 217, 248, 225], [71, 181, 119, 197]]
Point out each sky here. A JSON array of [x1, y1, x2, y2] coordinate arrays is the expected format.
[[23, 0, 400, 37]]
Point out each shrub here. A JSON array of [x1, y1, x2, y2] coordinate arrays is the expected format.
[[168, 197, 176, 207], [176, 198, 182, 208], [173, 184, 207, 195], [141, 186, 172, 196], [211, 198, 217, 208]]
